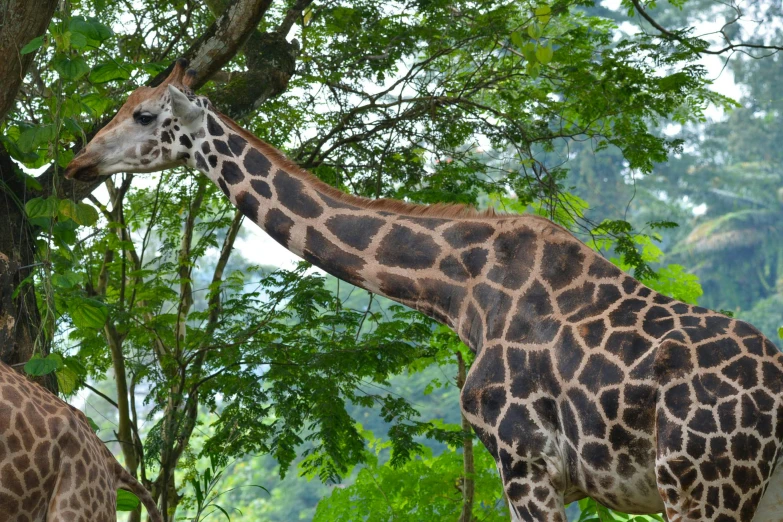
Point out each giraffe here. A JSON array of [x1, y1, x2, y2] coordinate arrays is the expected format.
[[0, 361, 162, 521], [63, 59, 783, 522]]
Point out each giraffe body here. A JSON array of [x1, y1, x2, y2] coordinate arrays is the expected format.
[[0, 362, 161, 522], [64, 59, 783, 522]]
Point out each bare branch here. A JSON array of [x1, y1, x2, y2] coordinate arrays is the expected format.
[[150, 0, 275, 90], [630, 0, 783, 56], [276, 0, 314, 37]]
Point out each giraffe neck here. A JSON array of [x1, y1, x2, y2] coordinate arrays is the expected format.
[[183, 109, 556, 338]]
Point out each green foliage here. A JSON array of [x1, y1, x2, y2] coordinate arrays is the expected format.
[[116, 490, 140, 512], [590, 226, 703, 304], [575, 499, 665, 521], [68, 297, 109, 329], [24, 353, 61, 376], [649, 265, 703, 305], [314, 428, 508, 522], [189, 455, 269, 521]]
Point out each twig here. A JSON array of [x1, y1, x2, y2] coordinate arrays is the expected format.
[[630, 0, 783, 56], [82, 382, 120, 409]]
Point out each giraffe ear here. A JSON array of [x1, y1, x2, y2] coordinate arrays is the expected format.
[[168, 85, 202, 124]]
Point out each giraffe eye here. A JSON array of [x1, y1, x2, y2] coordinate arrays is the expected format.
[[134, 112, 157, 126]]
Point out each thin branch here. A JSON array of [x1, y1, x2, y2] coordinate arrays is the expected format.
[[83, 382, 119, 409], [175, 177, 207, 357], [276, 0, 314, 36], [630, 0, 783, 55]]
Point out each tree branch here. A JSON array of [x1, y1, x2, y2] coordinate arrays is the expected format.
[[630, 0, 783, 56], [276, 0, 313, 37], [175, 177, 207, 357], [150, 0, 275, 90], [456, 351, 474, 522]]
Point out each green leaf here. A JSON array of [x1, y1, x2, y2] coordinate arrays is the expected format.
[[59, 199, 97, 226], [778, 326, 783, 340], [76, 203, 99, 226], [0, 133, 38, 164], [521, 42, 537, 62], [17, 124, 55, 154], [24, 355, 60, 377], [20, 36, 44, 55], [526, 62, 541, 78], [192, 477, 203, 505], [536, 44, 553, 64], [63, 117, 84, 137], [48, 353, 64, 369], [26, 196, 59, 219], [535, 5, 551, 16], [86, 416, 100, 432], [211, 504, 232, 521], [63, 356, 87, 379], [81, 93, 114, 117], [55, 366, 79, 394], [58, 199, 79, 222], [70, 17, 113, 43], [23, 173, 43, 191], [510, 31, 524, 49], [59, 31, 72, 51], [534, 5, 551, 24], [90, 62, 131, 84], [69, 297, 109, 329], [57, 149, 75, 169], [52, 272, 80, 289], [53, 220, 78, 245], [52, 55, 90, 80], [116, 490, 140, 511], [69, 31, 88, 49], [527, 23, 541, 39]]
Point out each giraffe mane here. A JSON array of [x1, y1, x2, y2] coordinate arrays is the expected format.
[[214, 111, 511, 220]]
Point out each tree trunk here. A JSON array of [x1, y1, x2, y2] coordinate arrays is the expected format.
[[0, 252, 16, 357], [0, 0, 58, 122], [0, 144, 52, 387], [456, 351, 475, 522], [0, 0, 57, 381]]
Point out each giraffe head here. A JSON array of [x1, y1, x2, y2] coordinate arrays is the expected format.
[[64, 58, 209, 181]]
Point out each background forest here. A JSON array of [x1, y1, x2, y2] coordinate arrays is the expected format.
[[0, 0, 781, 521]]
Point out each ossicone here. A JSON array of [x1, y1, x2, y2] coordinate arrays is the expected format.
[[164, 57, 192, 87], [183, 68, 198, 88]]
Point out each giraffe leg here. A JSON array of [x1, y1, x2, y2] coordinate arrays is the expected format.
[[501, 461, 567, 522], [504, 478, 567, 522]]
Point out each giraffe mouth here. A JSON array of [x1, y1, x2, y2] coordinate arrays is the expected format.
[[63, 163, 102, 182], [63, 152, 104, 182]]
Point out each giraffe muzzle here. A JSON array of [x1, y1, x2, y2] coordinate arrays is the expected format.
[[63, 150, 103, 181]]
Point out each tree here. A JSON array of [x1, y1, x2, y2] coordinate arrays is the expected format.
[[1, 1, 778, 521], [0, 0, 58, 378]]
